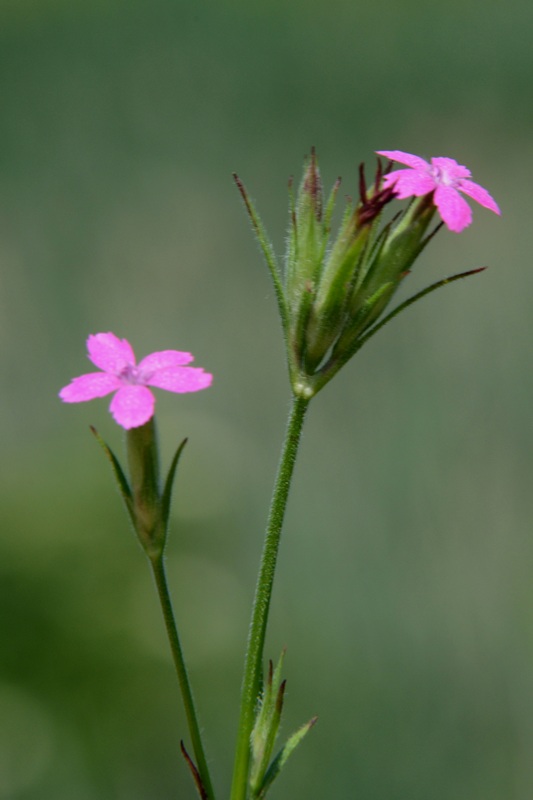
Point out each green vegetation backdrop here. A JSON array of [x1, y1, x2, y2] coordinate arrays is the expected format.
[[1, 1, 532, 798]]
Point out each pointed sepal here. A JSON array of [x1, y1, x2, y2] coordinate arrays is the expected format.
[[161, 437, 188, 535], [90, 425, 135, 527]]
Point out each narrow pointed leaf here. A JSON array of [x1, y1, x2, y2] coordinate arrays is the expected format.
[[257, 716, 318, 798], [315, 178, 341, 269], [251, 683, 286, 796], [313, 267, 486, 394], [261, 660, 275, 719], [315, 267, 486, 394], [250, 650, 287, 795], [257, 680, 286, 784], [90, 426, 135, 526], [250, 661, 275, 793], [357, 267, 487, 349], [323, 177, 341, 235], [233, 173, 288, 334], [286, 177, 298, 282], [161, 437, 188, 533], [180, 740, 208, 800], [271, 648, 286, 697]]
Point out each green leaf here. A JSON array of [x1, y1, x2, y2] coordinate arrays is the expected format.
[[256, 716, 318, 799], [356, 267, 487, 349], [180, 740, 208, 800], [233, 173, 288, 336], [270, 649, 285, 698], [312, 267, 486, 396], [160, 437, 188, 535], [250, 650, 287, 797], [90, 426, 135, 527], [286, 176, 298, 285]]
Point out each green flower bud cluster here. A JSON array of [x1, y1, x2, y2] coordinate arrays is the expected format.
[[235, 150, 481, 400]]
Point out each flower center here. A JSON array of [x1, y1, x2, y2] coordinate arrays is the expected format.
[[428, 164, 456, 188], [118, 364, 142, 385]]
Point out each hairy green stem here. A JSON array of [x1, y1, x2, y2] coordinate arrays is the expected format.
[[230, 394, 310, 800], [150, 555, 215, 800]]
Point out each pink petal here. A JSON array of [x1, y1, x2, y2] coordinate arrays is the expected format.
[[382, 169, 436, 199], [430, 157, 471, 180], [434, 185, 472, 232], [457, 178, 501, 215], [59, 372, 121, 402], [137, 350, 195, 377], [87, 333, 136, 374], [146, 366, 213, 393], [376, 150, 430, 172], [109, 385, 155, 429]]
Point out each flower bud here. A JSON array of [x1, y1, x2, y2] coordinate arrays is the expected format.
[[290, 156, 418, 381], [284, 149, 334, 362], [330, 194, 436, 361], [285, 148, 323, 303], [302, 161, 395, 371]]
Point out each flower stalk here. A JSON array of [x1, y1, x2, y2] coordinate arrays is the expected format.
[[150, 555, 215, 800], [92, 419, 215, 800], [230, 394, 310, 800]]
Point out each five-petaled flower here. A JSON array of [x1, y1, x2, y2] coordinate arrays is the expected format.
[[59, 332, 212, 429], [376, 150, 501, 233]]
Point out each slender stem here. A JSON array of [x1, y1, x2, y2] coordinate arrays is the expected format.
[[150, 555, 216, 800], [230, 394, 310, 800]]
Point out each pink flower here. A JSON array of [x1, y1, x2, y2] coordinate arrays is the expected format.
[[376, 150, 501, 233], [59, 332, 213, 429]]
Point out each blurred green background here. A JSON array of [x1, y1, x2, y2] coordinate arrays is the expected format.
[[1, 0, 532, 797]]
